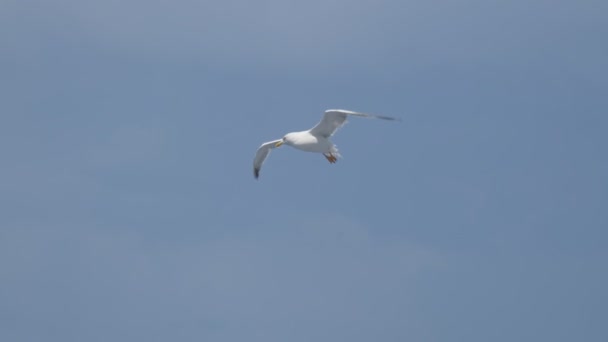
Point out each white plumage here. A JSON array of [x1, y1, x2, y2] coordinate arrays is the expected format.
[[253, 109, 399, 179]]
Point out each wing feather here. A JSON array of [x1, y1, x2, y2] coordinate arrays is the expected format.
[[308, 109, 399, 138], [253, 139, 281, 179]]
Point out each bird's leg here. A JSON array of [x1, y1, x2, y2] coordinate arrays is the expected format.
[[324, 153, 337, 164]]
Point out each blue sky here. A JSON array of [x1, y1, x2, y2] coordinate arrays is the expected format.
[[1, 0, 607, 341]]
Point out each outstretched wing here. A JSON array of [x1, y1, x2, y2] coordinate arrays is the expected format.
[[253, 139, 282, 179], [308, 109, 399, 138]]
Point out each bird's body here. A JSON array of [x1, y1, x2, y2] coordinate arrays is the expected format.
[[282, 131, 334, 153], [253, 109, 398, 179]]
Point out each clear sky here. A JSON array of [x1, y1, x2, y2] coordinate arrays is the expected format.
[[1, 0, 607, 341]]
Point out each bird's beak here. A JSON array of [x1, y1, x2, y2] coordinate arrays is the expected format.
[[275, 141, 284, 147]]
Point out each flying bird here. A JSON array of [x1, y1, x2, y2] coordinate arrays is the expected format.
[[253, 109, 399, 179]]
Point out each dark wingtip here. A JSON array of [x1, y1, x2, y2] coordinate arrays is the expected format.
[[254, 168, 260, 179], [377, 115, 401, 121]]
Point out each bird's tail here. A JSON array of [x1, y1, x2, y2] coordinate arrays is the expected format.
[[330, 145, 342, 159]]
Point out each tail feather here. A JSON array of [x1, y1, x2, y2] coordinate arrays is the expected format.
[[330, 145, 342, 159]]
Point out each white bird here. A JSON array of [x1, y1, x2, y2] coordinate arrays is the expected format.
[[253, 109, 399, 179]]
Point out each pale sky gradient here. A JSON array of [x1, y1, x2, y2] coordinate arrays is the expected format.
[[1, 0, 607, 341]]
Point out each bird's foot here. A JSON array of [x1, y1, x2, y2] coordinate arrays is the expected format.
[[324, 153, 337, 164]]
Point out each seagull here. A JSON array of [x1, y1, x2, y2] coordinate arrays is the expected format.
[[253, 109, 399, 179]]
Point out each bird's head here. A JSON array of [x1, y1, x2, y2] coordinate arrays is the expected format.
[[275, 133, 296, 147]]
